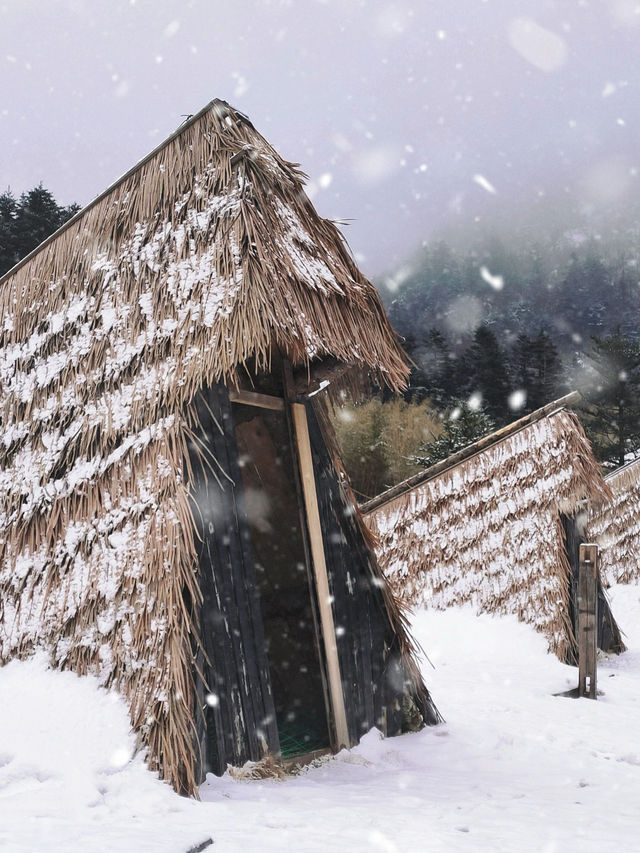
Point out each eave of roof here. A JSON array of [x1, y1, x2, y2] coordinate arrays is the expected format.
[[603, 455, 640, 482]]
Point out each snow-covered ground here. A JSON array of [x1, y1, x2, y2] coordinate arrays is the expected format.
[[2, 583, 639, 853]]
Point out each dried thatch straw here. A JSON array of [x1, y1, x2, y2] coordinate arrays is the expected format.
[[0, 100, 411, 795], [364, 404, 611, 663], [227, 755, 288, 781], [587, 458, 640, 585]]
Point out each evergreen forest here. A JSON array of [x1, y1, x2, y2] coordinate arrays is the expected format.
[[0, 185, 79, 277], [339, 231, 640, 498]]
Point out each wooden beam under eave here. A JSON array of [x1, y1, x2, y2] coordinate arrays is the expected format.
[[290, 402, 350, 750], [228, 388, 285, 411]]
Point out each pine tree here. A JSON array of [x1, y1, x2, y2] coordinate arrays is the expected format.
[[0, 185, 79, 276], [427, 241, 463, 307], [557, 249, 608, 340], [0, 190, 19, 274], [460, 326, 511, 423], [512, 330, 564, 412], [579, 332, 640, 468], [408, 327, 456, 406], [413, 403, 494, 467]]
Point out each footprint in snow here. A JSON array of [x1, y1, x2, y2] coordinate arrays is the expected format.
[[617, 754, 640, 766], [0, 773, 53, 798]]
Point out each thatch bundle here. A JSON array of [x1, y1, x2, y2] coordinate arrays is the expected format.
[[0, 100, 415, 794], [363, 403, 611, 662], [587, 458, 640, 585]]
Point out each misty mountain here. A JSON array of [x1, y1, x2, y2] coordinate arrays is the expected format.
[[379, 226, 640, 354]]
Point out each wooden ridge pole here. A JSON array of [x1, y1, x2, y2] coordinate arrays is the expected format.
[[290, 402, 350, 750]]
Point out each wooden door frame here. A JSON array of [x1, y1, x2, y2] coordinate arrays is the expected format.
[[228, 386, 350, 752]]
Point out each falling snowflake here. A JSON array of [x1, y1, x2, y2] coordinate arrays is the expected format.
[[508, 390, 527, 411], [480, 266, 504, 291], [507, 18, 568, 73], [467, 392, 482, 412], [473, 174, 497, 195]]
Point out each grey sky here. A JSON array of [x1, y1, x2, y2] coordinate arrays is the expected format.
[[2, 0, 639, 275]]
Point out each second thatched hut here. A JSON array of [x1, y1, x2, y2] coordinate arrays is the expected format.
[[363, 394, 624, 663]]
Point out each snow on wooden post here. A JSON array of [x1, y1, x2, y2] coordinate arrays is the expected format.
[[578, 543, 598, 699]]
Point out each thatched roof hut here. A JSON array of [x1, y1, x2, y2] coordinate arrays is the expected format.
[[587, 457, 640, 586], [363, 394, 624, 663], [0, 100, 438, 796]]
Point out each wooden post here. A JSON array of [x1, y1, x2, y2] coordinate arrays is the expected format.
[[578, 543, 598, 699], [281, 361, 334, 749], [290, 402, 350, 750]]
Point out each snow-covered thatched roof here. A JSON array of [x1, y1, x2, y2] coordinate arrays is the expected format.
[[363, 396, 613, 662], [0, 99, 414, 795], [1, 100, 408, 390], [587, 457, 640, 586]]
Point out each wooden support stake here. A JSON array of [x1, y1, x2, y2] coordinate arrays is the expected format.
[[578, 543, 598, 699], [291, 402, 350, 750]]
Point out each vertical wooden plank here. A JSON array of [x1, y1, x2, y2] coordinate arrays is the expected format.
[[564, 514, 624, 657], [561, 514, 580, 665], [304, 403, 372, 743], [188, 391, 244, 770], [210, 387, 280, 757], [291, 402, 350, 749], [281, 364, 334, 749], [303, 402, 409, 735], [188, 385, 279, 773], [578, 543, 598, 699]]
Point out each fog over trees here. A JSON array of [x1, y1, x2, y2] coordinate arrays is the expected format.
[[336, 224, 640, 490], [3, 182, 639, 483]]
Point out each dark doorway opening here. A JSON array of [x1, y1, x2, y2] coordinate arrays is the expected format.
[[232, 401, 331, 757]]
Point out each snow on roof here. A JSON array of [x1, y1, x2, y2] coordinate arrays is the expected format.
[[587, 456, 640, 586]]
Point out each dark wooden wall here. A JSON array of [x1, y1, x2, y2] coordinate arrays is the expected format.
[[188, 384, 279, 778], [562, 513, 625, 663]]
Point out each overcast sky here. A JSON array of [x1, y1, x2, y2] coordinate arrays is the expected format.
[[2, 0, 639, 275]]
